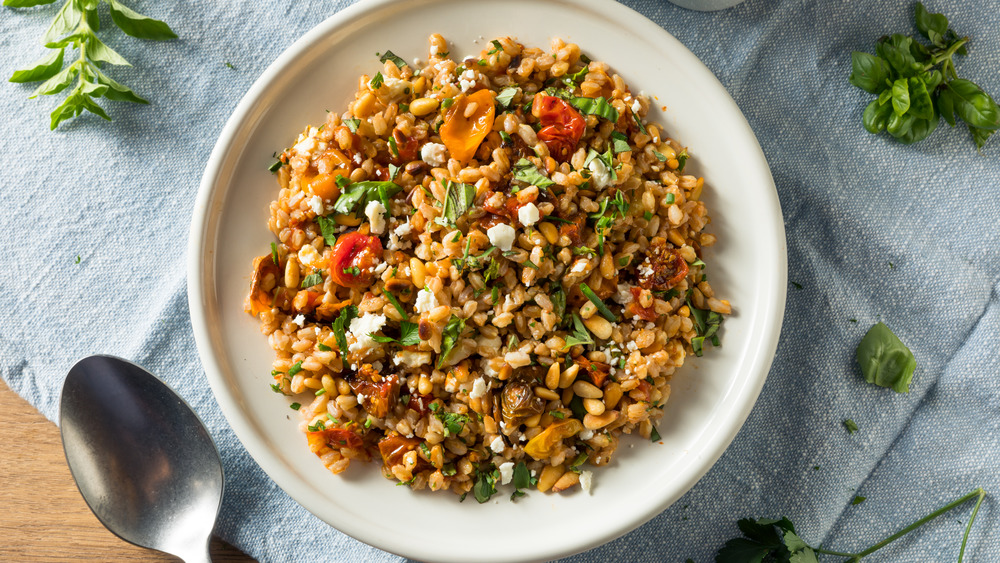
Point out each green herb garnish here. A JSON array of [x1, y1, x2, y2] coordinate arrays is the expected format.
[[569, 96, 619, 122], [511, 157, 555, 190], [382, 288, 407, 319], [650, 426, 661, 442], [331, 180, 402, 217], [369, 71, 384, 89], [268, 158, 283, 173], [473, 464, 500, 503], [301, 271, 323, 288], [496, 86, 518, 110], [437, 315, 466, 368], [287, 361, 303, 377], [332, 305, 359, 353], [289, 402, 301, 410], [563, 313, 594, 349], [316, 343, 332, 352], [8, 0, 177, 130], [688, 300, 724, 357], [852, 495, 867, 505], [434, 180, 476, 227], [609, 131, 631, 153], [270, 242, 280, 265], [580, 283, 618, 322], [849, 3, 999, 149], [844, 419, 859, 434], [343, 118, 361, 132], [379, 50, 407, 69], [856, 322, 916, 393]]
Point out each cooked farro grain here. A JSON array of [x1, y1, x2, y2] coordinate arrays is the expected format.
[[246, 35, 731, 502]]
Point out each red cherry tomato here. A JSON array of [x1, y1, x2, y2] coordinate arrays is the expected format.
[[311, 428, 364, 450], [329, 232, 383, 287], [531, 95, 585, 162]]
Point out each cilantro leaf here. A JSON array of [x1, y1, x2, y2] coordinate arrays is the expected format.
[[511, 158, 555, 190]]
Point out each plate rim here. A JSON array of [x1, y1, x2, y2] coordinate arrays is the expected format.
[[187, 0, 787, 560]]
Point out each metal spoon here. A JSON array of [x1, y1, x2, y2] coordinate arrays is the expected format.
[[59, 355, 224, 563]]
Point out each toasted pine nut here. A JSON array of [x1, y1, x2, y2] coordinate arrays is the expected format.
[[583, 410, 617, 430], [583, 398, 606, 416], [538, 222, 559, 245], [534, 386, 560, 401], [537, 464, 565, 492], [284, 255, 300, 289], [409, 97, 439, 116], [603, 382, 623, 409], [523, 413, 541, 428], [583, 315, 613, 340], [545, 362, 561, 390], [572, 380, 603, 399], [559, 363, 580, 388], [580, 301, 597, 320], [551, 470, 580, 493], [410, 257, 426, 288]]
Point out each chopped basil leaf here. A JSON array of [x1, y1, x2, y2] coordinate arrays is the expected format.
[[441, 97, 454, 109], [566, 65, 589, 85], [495, 86, 518, 110], [568, 394, 586, 418], [852, 495, 866, 505], [844, 419, 859, 434], [687, 299, 724, 357], [268, 158, 283, 173], [549, 410, 565, 419], [332, 180, 402, 217], [290, 402, 301, 410], [650, 426, 661, 442], [379, 50, 407, 69], [270, 383, 282, 393], [676, 148, 688, 171], [332, 306, 359, 354], [580, 283, 618, 322], [369, 72, 384, 89], [563, 313, 594, 349], [315, 216, 339, 247], [856, 322, 916, 393], [270, 242, 279, 265], [569, 96, 619, 122], [511, 157, 554, 190], [382, 288, 407, 319], [388, 163, 400, 181], [491, 286, 499, 305], [434, 180, 477, 227], [317, 343, 332, 352], [653, 150, 668, 162], [388, 135, 398, 157], [437, 315, 466, 368], [487, 39, 503, 54], [523, 258, 539, 270], [474, 464, 500, 503], [633, 112, 647, 134], [287, 361, 303, 377], [343, 118, 361, 133], [301, 272, 323, 288], [568, 452, 588, 473], [609, 131, 631, 153], [551, 285, 567, 323]]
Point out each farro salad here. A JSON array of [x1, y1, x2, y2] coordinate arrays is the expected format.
[[245, 34, 731, 502]]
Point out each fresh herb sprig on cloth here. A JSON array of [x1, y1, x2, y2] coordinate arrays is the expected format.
[[6, 0, 176, 129], [848, 2, 1000, 149], [715, 488, 985, 562]]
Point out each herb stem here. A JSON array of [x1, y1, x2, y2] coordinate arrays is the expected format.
[[957, 488, 986, 562], [853, 487, 984, 559], [813, 548, 857, 557], [923, 36, 969, 71]]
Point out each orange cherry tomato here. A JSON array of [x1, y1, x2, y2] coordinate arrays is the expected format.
[[307, 428, 364, 451], [439, 89, 495, 164], [307, 168, 348, 201], [329, 232, 383, 288], [531, 95, 585, 162], [625, 287, 658, 321]]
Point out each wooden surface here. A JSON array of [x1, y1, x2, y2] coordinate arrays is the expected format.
[[0, 380, 255, 562]]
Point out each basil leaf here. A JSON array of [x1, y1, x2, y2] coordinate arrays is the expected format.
[[936, 88, 957, 127], [970, 126, 994, 151], [343, 118, 360, 132], [495, 87, 518, 110], [891, 78, 910, 116], [886, 111, 915, 137], [332, 181, 402, 216], [332, 306, 359, 354], [29, 63, 78, 98], [569, 96, 619, 122], [855, 322, 916, 393], [878, 88, 892, 106], [848, 52, 890, 94], [435, 180, 476, 226], [42, 0, 82, 46], [512, 461, 532, 490], [379, 50, 407, 69], [922, 69, 943, 92], [9, 47, 65, 83], [473, 464, 499, 503], [609, 131, 631, 153], [876, 34, 919, 78], [914, 2, 948, 42], [107, 0, 177, 41], [301, 272, 323, 288], [85, 33, 131, 66], [437, 315, 466, 368], [863, 99, 893, 133], [3, 0, 59, 6], [894, 115, 938, 145], [315, 215, 339, 246], [907, 77, 934, 120], [946, 79, 1000, 130], [370, 72, 384, 89], [511, 158, 555, 190], [92, 69, 148, 104]]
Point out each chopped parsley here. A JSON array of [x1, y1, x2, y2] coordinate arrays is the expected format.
[[852, 495, 866, 505], [331, 180, 402, 217], [436, 411, 470, 437], [268, 158, 283, 173], [332, 305, 359, 353], [487, 39, 503, 54], [441, 97, 454, 109]]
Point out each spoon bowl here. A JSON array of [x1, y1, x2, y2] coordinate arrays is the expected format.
[[59, 355, 224, 563]]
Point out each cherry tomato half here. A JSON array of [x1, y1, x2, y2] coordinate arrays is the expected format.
[[440, 89, 495, 164], [531, 95, 585, 162], [637, 239, 689, 291], [329, 232, 383, 288]]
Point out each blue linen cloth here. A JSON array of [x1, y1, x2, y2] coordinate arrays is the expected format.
[[1, 0, 998, 561]]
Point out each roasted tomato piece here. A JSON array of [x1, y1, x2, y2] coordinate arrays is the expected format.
[[523, 419, 583, 460], [291, 290, 324, 315], [245, 254, 281, 316], [306, 168, 348, 201], [625, 287, 657, 321], [378, 435, 429, 469], [349, 364, 400, 418], [407, 393, 435, 416], [440, 89, 495, 164], [329, 232, 383, 288], [531, 95, 585, 162], [637, 237, 689, 291], [574, 355, 612, 388], [308, 428, 364, 452], [559, 214, 586, 246], [390, 128, 421, 164], [500, 379, 545, 428]]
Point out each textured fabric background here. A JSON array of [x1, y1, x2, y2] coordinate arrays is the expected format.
[[1, 0, 998, 561]]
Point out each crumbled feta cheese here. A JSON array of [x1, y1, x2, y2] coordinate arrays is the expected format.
[[614, 284, 634, 305], [499, 462, 514, 485], [308, 195, 324, 215], [469, 378, 488, 400], [291, 314, 305, 327], [430, 44, 440, 56], [571, 259, 589, 274], [380, 77, 411, 100], [517, 202, 540, 226], [348, 313, 387, 353], [490, 435, 505, 453], [374, 262, 388, 275], [504, 350, 531, 368], [415, 288, 438, 314], [356, 393, 366, 404], [627, 340, 639, 352], [459, 69, 477, 92], [365, 200, 387, 234], [487, 223, 516, 251], [394, 222, 413, 237], [580, 470, 593, 493], [293, 136, 316, 158], [579, 429, 594, 441], [631, 98, 641, 114], [420, 142, 448, 166], [589, 156, 613, 190]]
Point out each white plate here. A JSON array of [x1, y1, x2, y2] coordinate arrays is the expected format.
[[188, 0, 786, 560]]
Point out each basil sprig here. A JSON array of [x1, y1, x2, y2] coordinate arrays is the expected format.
[[332, 180, 401, 217], [8, 0, 177, 129], [569, 96, 619, 122], [849, 3, 1000, 149]]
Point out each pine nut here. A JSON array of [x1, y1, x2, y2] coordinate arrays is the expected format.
[[572, 380, 603, 399], [559, 363, 580, 388], [603, 382, 623, 409], [537, 464, 565, 492], [284, 255, 300, 289], [545, 362, 561, 390], [551, 470, 580, 493], [583, 410, 617, 430], [409, 97, 439, 116], [583, 398, 606, 416], [535, 386, 560, 401], [583, 315, 613, 340]]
